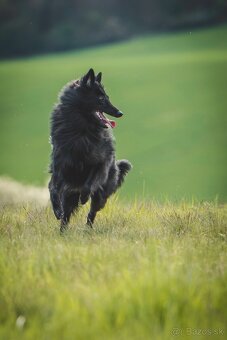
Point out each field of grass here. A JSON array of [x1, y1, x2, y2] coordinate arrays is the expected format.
[[0, 25, 227, 201], [0, 180, 226, 339]]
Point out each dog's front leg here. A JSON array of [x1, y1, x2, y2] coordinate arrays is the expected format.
[[80, 164, 109, 205], [80, 167, 96, 205], [80, 187, 91, 205], [90, 163, 109, 193]]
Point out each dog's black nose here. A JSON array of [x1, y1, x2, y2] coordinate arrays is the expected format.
[[116, 111, 123, 117]]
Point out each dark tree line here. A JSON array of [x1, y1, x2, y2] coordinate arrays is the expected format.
[[0, 0, 226, 58]]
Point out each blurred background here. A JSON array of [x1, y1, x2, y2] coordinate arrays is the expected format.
[[0, 0, 227, 201], [1, 0, 227, 58]]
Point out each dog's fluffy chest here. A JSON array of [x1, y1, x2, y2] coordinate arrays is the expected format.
[[78, 132, 115, 164]]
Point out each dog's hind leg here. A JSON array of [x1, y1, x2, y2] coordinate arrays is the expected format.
[[87, 190, 107, 227], [60, 191, 80, 233]]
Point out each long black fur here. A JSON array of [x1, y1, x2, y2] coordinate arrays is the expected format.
[[49, 68, 132, 231]]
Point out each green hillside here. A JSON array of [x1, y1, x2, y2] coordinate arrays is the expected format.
[[0, 25, 227, 201]]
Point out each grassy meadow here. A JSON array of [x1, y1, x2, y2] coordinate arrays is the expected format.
[[0, 25, 227, 201], [0, 181, 226, 339]]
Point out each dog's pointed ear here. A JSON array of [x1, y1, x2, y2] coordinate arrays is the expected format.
[[81, 68, 95, 87], [96, 72, 102, 83]]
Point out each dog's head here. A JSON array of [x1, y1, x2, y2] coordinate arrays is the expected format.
[[76, 68, 123, 129]]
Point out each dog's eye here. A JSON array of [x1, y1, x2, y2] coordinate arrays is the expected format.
[[99, 96, 105, 101]]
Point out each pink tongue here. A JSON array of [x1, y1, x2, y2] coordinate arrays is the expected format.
[[98, 111, 116, 128], [109, 120, 116, 128]]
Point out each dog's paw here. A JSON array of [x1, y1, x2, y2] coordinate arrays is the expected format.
[[54, 208, 62, 220], [80, 188, 90, 205]]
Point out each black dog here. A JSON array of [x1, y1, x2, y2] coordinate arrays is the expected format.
[[49, 68, 132, 231]]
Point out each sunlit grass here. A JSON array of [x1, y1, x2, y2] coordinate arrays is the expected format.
[[0, 180, 226, 339]]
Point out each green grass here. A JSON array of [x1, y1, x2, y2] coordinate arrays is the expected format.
[[0, 191, 226, 339], [0, 25, 227, 201]]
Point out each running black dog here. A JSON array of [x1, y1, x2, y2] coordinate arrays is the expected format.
[[49, 68, 132, 231]]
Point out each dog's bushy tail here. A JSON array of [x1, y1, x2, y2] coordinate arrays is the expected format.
[[116, 159, 132, 188]]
